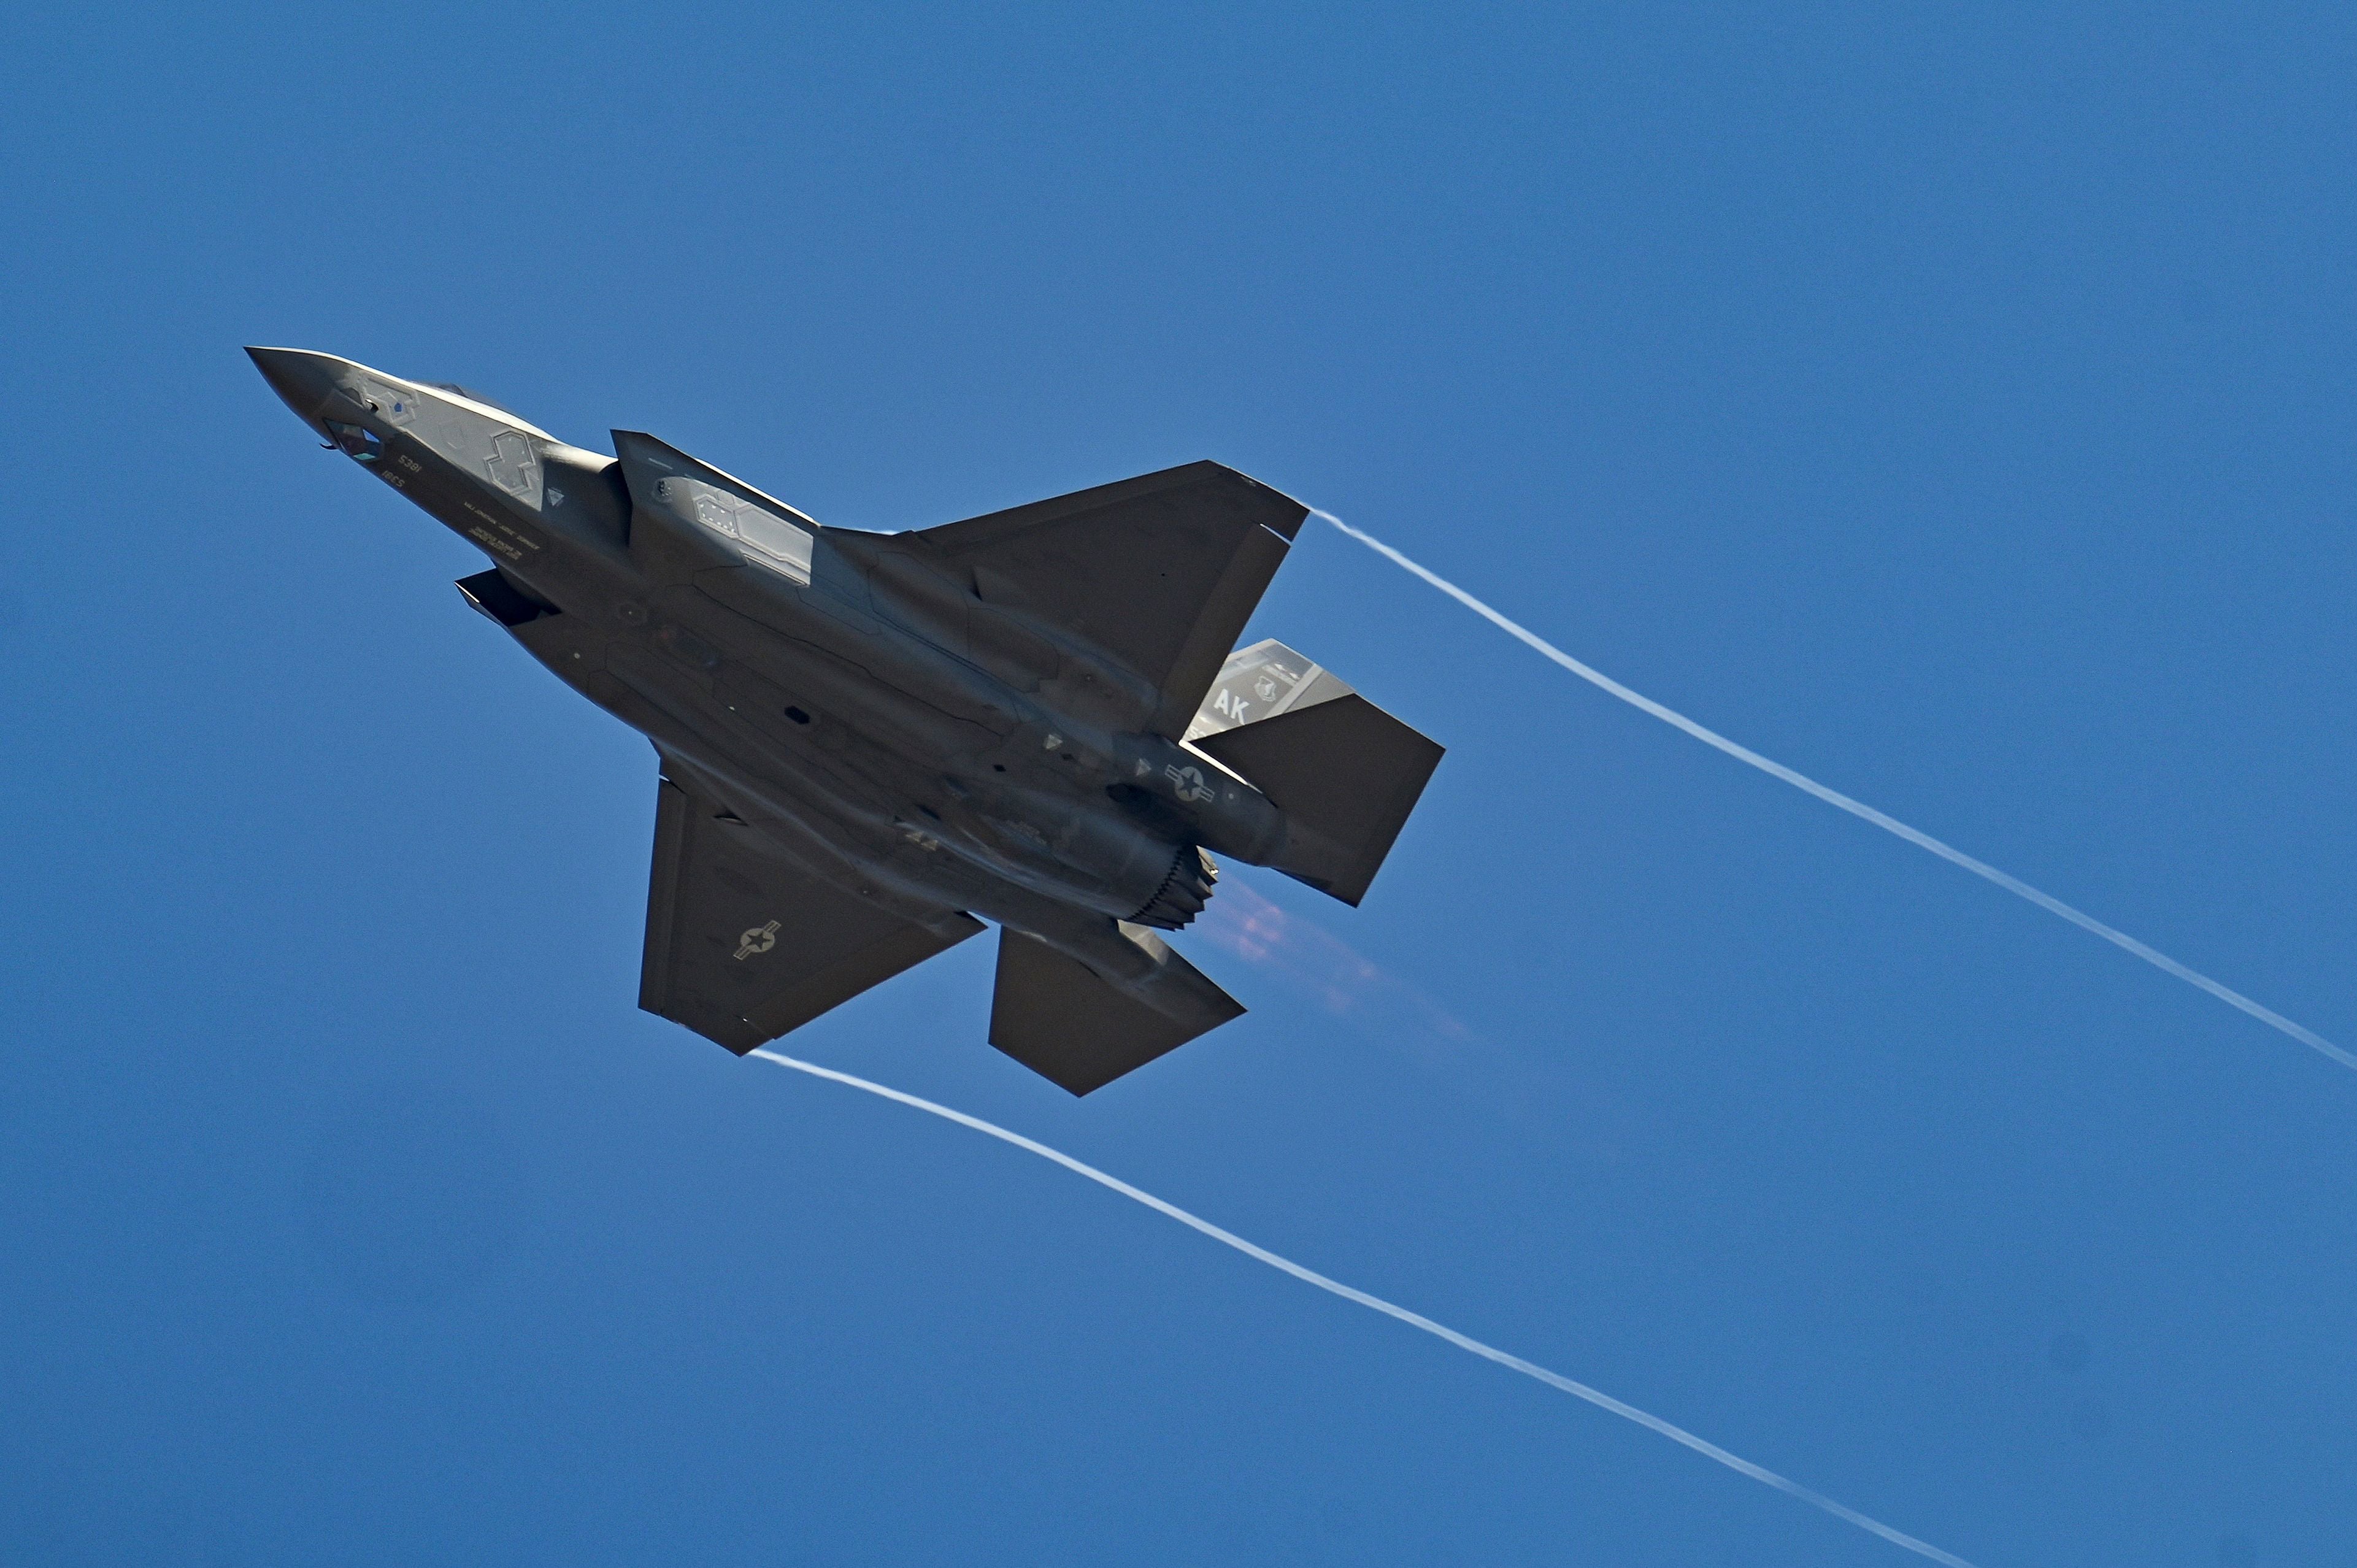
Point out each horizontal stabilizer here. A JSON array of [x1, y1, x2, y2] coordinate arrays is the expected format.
[[988, 926, 1244, 1094], [1188, 640, 1442, 907]]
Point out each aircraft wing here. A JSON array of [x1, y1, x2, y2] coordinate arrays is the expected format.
[[639, 766, 985, 1051], [906, 461, 1309, 738]]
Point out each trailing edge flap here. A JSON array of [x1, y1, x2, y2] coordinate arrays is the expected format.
[[640, 765, 983, 1053], [1187, 640, 1444, 907], [905, 461, 1309, 739], [988, 927, 1245, 1095], [613, 431, 820, 585]]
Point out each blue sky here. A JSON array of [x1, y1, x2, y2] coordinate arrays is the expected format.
[[3, 4, 2352, 1564]]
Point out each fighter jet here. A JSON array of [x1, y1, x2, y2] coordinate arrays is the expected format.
[[250, 349, 1443, 1093]]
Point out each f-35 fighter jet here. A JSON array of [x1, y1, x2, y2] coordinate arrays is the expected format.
[[252, 349, 1443, 1093]]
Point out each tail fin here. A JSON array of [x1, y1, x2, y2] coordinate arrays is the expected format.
[[1186, 640, 1443, 906]]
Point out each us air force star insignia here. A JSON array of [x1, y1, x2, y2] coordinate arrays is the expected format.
[[735, 920, 780, 960], [1164, 763, 1215, 804]]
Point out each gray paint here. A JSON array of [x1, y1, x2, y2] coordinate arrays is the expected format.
[[251, 347, 1443, 1094]]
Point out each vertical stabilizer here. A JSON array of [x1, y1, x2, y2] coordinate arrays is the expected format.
[[1186, 640, 1443, 907]]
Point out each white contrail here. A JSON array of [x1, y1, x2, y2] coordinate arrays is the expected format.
[[1311, 509, 2352, 1075], [749, 1047, 1982, 1568]]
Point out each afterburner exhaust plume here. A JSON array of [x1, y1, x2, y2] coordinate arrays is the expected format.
[[750, 1048, 1982, 1568], [1196, 879, 1471, 1052], [1312, 509, 2351, 1075]]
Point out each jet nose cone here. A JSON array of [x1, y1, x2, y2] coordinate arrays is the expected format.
[[245, 346, 351, 425]]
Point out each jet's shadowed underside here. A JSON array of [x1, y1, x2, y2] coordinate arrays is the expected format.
[[252, 348, 1443, 1093]]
